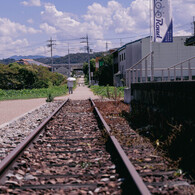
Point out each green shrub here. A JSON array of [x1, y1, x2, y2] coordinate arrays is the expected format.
[[46, 93, 54, 102], [90, 85, 124, 98], [0, 63, 66, 90]]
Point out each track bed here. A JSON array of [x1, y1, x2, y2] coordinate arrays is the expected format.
[[0, 100, 121, 194]]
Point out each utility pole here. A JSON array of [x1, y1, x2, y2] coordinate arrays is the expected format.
[[81, 34, 91, 85], [106, 42, 108, 51], [120, 39, 123, 46], [68, 43, 71, 77], [47, 37, 56, 72], [193, 16, 195, 36]]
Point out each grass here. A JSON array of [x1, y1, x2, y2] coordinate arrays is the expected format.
[[90, 85, 125, 99], [0, 84, 68, 101]]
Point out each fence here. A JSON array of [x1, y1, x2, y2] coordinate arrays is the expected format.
[[126, 54, 195, 88]]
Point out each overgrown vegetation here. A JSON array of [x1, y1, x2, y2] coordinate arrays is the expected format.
[[83, 59, 96, 85], [98, 54, 114, 86], [0, 84, 68, 100], [83, 53, 117, 86], [0, 63, 66, 90], [46, 93, 54, 102], [128, 100, 195, 177], [90, 85, 124, 99]]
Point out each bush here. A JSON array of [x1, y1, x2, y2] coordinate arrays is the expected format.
[[46, 93, 54, 102], [0, 63, 66, 90], [90, 85, 124, 98]]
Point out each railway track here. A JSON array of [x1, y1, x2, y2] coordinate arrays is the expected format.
[[1, 99, 194, 194], [0, 99, 150, 194], [94, 100, 195, 194]]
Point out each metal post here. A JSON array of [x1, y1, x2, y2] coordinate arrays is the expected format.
[[86, 34, 91, 85], [129, 70, 131, 88], [145, 59, 148, 82], [168, 68, 170, 81], [140, 63, 143, 83], [132, 68, 135, 83], [161, 69, 164, 82], [136, 65, 138, 83], [174, 67, 176, 81], [47, 37, 56, 72], [151, 52, 154, 81], [181, 64, 183, 81], [68, 43, 70, 77], [188, 60, 192, 81]]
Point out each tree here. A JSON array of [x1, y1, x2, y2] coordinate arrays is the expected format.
[[0, 63, 66, 90], [83, 59, 96, 82], [98, 54, 114, 86]]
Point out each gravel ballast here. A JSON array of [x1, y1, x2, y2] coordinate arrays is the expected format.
[[0, 101, 63, 162]]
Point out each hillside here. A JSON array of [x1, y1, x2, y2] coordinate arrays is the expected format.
[[0, 52, 104, 65], [36, 52, 103, 64]]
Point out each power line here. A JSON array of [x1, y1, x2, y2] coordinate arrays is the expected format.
[[80, 34, 91, 85], [47, 37, 56, 72]]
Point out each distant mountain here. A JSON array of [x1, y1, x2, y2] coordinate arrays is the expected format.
[[0, 58, 15, 65], [36, 52, 103, 64], [9, 55, 46, 60], [0, 52, 103, 65]]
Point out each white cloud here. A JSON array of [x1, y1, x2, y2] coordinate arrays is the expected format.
[[0, 36, 29, 58], [40, 3, 103, 40], [174, 30, 192, 36], [0, 18, 40, 37], [40, 23, 58, 35], [1, 0, 194, 58], [172, 0, 195, 35], [27, 19, 34, 24], [84, 1, 137, 34], [0, 18, 42, 58], [21, 0, 41, 7]]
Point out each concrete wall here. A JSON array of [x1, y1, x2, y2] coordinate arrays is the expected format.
[[131, 81, 195, 120], [142, 36, 195, 77], [130, 82, 195, 172]]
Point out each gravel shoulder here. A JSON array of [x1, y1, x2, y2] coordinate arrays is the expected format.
[[0, 101, 63, 162]]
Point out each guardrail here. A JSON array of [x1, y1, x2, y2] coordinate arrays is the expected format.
[[126, 55, 195, 87]]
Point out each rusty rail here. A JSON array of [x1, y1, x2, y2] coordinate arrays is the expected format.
[[0, 98, 151, 194], [0, 99, 69, 180], [90, 98, 151, 195]]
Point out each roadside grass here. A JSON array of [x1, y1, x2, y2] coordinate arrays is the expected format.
[[0, 84, 68, 101], [90, 85, 125, 99]]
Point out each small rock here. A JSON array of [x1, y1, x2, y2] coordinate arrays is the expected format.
[[94, 187, 101, 193], [17, 170, 25, 176], [15, 174, 23, 180], [100, 178, 110, 182], [5, 180, 20, 187], [24, 174, 37, 180]]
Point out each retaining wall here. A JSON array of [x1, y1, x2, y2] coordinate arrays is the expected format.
[[129, 81, 195, 174]]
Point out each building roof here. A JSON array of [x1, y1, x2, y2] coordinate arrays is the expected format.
[[17, 59, 51, 68], [118, 36, 150, 52]]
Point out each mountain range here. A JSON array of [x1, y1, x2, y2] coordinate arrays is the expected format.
[[0, 52, 103, 65]]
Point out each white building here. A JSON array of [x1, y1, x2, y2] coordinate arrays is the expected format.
[[116, 36, 195, 86]]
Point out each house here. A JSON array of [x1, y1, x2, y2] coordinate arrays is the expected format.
[[114, 36, 195, 86], [16, 59, 51, 70]]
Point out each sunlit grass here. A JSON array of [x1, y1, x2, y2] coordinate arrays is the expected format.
[[0, 84, 68, 101], [90, 85, 125, 98]]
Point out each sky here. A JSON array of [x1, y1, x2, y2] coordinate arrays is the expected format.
[[0, 0, 194, 59]]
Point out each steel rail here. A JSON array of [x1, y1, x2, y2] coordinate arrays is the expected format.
[[90, 98, 151, 195], [0, 99, 69, 180]]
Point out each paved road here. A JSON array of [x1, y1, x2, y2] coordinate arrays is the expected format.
[[0, 77, 99, 126], [0, 98, 46, 126]]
